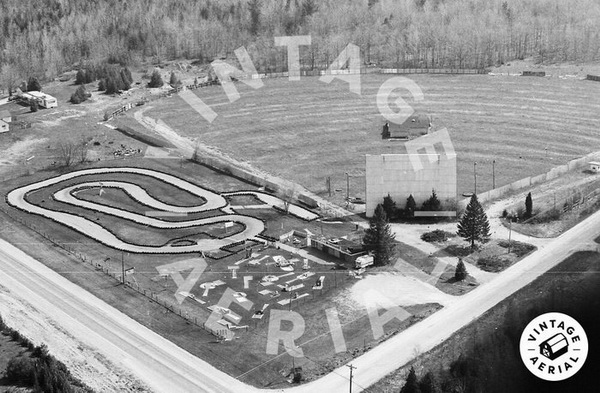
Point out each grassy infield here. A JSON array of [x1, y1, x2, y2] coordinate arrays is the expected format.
[[1, 73, 599, 387]]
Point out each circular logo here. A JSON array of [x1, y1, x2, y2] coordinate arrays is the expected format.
[[519, 312, 588, 381]]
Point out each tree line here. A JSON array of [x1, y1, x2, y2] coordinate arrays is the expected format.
[[0, 314, 93, 392], [1, 0, 600, 89]]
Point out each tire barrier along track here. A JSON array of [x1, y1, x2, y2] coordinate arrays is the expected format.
[[6, 167, 273, 254]]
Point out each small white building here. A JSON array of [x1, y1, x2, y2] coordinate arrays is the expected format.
[[0, 110, 11, 133], [589, 161, 600, 173]]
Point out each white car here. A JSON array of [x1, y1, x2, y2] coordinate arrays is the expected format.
[[261, 275, 279, 282]]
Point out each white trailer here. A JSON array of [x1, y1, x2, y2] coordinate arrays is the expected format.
[[355, 255, 374, 269], [19, 91, 58, 109]]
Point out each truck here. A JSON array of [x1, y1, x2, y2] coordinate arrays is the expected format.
[[355, 255, 374, 269]]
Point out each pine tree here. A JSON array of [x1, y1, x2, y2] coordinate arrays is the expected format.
[[400, 367, 421, 393], [148, 69, 164, 88], [27, 76, 41, 92], [169, 71, 178, 86], [419, 371, 441, 393], [363, 204, 395, 266], [405, 194, 417, 217], [455, 258, 468, 281], [422, 189, 442, 211], [248, 0, 261, 36], [457, 194, 491, 249], [70, 85, 88, 104], [75, 69, 86, 85], [525, 192, 533, 219], [382, 194, 396, 221], [105, 77, 118, 94], [120, 68, 132, 90]]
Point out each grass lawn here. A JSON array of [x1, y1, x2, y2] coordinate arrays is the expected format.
[[143, 73, 600, 202]]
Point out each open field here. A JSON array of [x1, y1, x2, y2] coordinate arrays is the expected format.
[[141, 73, 600, 203]]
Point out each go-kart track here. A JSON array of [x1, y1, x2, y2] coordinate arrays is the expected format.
[[6, 167, 318, 254]]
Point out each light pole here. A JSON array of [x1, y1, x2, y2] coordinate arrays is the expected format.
[[492, 160, 496, 189], [347, 364, 356, 393], [473, 162, 477, 195]]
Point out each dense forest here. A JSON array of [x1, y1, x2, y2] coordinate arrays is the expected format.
[[1, 0, 600, 88]]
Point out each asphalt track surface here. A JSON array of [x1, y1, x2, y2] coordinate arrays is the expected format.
[[6, 167, 267, 253]]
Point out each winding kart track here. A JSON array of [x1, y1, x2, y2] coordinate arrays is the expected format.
[[5, 167, 271, 253]]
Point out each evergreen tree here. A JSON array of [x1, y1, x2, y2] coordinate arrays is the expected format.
[[75, 69, 86, 85], [422, 189, 442, 211], [148, 69, 164, 88], [70, 85, 88, 104], [120, 68, 132, 90], [27, 76, 41, 91], [363, 204, 395, 266], [382, 193, 397, 221], [105, 77, 118, 94], [419, 371, 441, 393], [457, 194, 491, 249], [248, 0, 261, 36], [455, 258, 468, 281], [169, 71, 179, 86], [400, 367, 421, 393], [525, 192, 533, 219], [84, 67, 96, 83], [405, 194, 417, 217]]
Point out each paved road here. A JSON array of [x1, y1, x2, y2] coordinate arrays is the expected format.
[[2, 208, 598, 392], [0, 239, 260, 393]]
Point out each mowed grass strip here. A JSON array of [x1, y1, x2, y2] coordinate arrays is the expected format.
[[146, 74, 600, 199]]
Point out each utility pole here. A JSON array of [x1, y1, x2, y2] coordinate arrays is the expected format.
[[473, 162, 477, 194], [345, 172, 350, 201], [508, 220, 512, 254], [347, 364, 357, 393], [492, 160, 496, 189]]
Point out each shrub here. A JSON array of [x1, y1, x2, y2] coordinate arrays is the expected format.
[[477, 255, 511, 272], [5, 356, 35, 384], [70, 85, 89, 104], [529, 208, 561, 223], [30, 100, 39, 112], [497, 240, 536, 257], [502, 209, 508, 218], [421, 229, 453, 243]]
